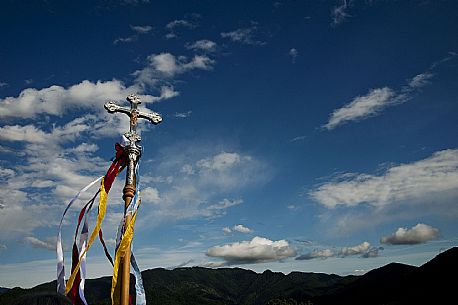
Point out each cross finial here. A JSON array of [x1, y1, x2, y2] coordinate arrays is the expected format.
[[126, 94, 141, 107], [103, 94, 163, 186]]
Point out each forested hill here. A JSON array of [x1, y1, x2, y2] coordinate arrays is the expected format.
[[1, 247, 457, 305]]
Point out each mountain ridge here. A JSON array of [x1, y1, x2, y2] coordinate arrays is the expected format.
[[1, 247, 456, 305]]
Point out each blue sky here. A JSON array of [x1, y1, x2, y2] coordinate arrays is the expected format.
[[1, 0, 458, 288]]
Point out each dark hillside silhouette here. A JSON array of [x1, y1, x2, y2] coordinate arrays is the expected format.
[[0, 247, 456, 305]]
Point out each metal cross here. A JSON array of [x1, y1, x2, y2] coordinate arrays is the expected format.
[[105, 94, 162, 137], [103, 93, 163, 188]]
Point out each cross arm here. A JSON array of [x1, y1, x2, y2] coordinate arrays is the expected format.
[[137, 110, 162, 125], [104, 101, 131, 115]]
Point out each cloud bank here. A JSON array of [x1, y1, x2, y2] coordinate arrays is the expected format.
[[381, 223, 439, 245], [206, 236, 296, 266], [310, 149, 458, 209]]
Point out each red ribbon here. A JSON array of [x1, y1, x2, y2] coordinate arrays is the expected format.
[[69, 143, 126, 304]]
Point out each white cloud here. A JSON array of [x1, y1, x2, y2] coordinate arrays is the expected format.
[[0, 50, 216, 245], [158, 85, 179, 100], [0, 82, 8, 88], [185, 40, 217, 52], [71, 143, 99, 153], [381, 223, 440, 245], [323, 54, 456, 130], [141, 187, 161, 204], [408, 72, 434, 89], [197, 152, 242, 171], [166, 19, 195, 30], [0, 54, 186, 119], [0, 118, 111, 240], [310, 149, 458, 209], [206, 198, 243, 213], [206, 236, 296, 265], [362, 247, 382, 258], [0, 244, 6, 251], [296, 242, 381, 260], [296, 249, 335, 260], [133, 53, 214, 86], [165, 32, 177, 39], [233, 224, 253, 234], [180, 164, 195, 175], [164, 19, 196, 39], [324, 87, 396, 130], [24, 236, 55, 251], [130, 25, 153, 34], [0, 124, 49, 143], [114, 25, 152, 44], [0, 80, 148, 119], [331, 0, 351, 26], [289, 48, 298, 63], [114, 36, 138, 44], [134, 146, 270, 228], [174, 110, 192, 118], [222, 227, 232, 234], [221, 27, 265, 45], [340, 241, 371, 257], [290, 135, 307, 142]]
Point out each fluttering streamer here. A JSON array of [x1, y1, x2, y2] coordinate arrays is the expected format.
[[57, 142, 148, 305]]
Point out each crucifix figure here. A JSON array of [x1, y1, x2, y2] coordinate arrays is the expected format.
[[104, 94, 162, 305]]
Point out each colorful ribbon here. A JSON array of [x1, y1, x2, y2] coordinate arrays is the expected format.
[[56, 176, 103, 295], [65, 179, 108, 295], [111, 210, 138, 305], [58, 141, 148, 305]]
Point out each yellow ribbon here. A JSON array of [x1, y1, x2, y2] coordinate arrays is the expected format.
[[65, 179, 108, 295], [111, 210, 138, 305]]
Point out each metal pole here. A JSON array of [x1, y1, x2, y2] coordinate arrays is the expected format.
[[104, 94, 162, 305], [121, 144, 140, 305]]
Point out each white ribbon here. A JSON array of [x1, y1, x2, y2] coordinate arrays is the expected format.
[[56, 176, 103, 295], [78, 216, 89, 305]]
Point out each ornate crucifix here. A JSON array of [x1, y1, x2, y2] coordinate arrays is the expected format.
[[104, 94, 162, 305]]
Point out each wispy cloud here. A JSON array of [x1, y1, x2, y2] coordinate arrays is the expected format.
[[221, 26, 265, 46], [222, 224, 253, 234], [205, 236, 296, 266], [166, 19, 196, 30], [174, 111, 192, 118], [324, 87, 396, 130], [24, 236, 56, 251], [331, 0, 352, 26], [222, 227, 232, 234], [233, 224, 253, 234], [323, 53, 456, 130], [133, 52, 214, 87], [296, 241, 381, 260], [381, 223, 439, 245], [290, 135, 307, 142], [164, 19, 197, 39], [0, 80, 154, 119], [130, 25, 153, 34], [185, 40, 217, 53], [0, 51, 215, 240], [136, 148, 271, 227], [289, 48, 298, 63], [113, 24, 152, 44], [114, 36, 138, 44], [296, 248, 334, 260], [310, 149, 458, 209]]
